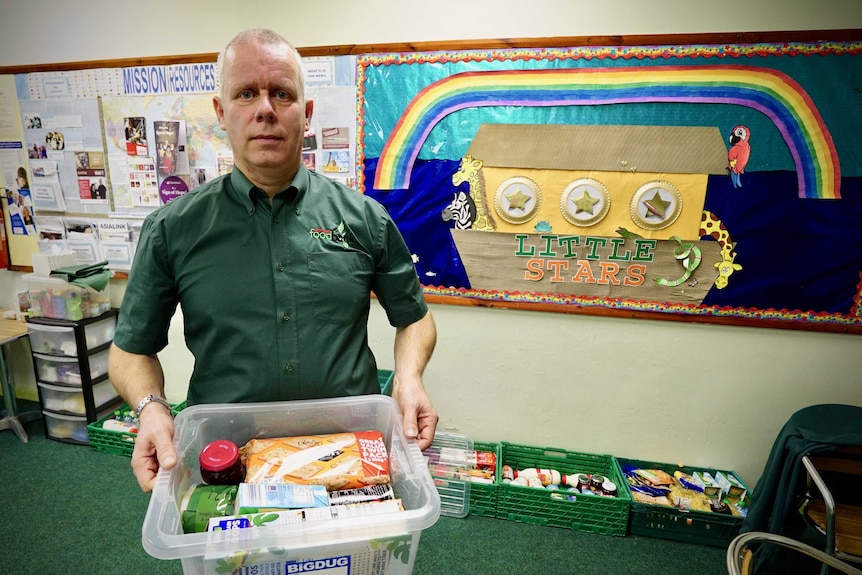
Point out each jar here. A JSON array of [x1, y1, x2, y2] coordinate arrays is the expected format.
[[199, 439, 244, 485], [590, 475, 606, 492], [575, 473, 591, 492]]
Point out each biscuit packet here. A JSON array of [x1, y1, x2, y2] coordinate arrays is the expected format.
[[240, 430, 391, 491]]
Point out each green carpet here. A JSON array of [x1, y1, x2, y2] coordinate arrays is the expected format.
[[1, 411, 732, 575]]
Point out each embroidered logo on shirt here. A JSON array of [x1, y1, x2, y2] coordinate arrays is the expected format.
[[309, 222, 351, 248]]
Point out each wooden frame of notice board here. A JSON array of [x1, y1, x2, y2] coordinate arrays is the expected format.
[[2, 29, 861, 334]]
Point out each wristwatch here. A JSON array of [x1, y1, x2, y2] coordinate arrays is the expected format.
[[135, 394, 173, 417]]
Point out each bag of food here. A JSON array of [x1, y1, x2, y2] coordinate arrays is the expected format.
[[240, 430, 391, 491]]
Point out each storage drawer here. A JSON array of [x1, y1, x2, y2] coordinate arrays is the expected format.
[[33, 348, 109, 385], [27, 315, 116, 356], [38, 380, 119, 416], [43, 404, 119, 444], [28, 323, 77, 356]]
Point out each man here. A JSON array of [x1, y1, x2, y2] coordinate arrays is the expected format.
[[108, 28, 438, 492]]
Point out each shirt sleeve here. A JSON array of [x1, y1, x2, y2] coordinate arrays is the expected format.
[[372, 212, 428, 327], [112, 212, 179, 354]]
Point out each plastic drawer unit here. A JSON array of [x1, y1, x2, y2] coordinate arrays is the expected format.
[[27, 310, 122, 444]]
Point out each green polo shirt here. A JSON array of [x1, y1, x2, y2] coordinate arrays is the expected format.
[[114, 165, 427, 405]]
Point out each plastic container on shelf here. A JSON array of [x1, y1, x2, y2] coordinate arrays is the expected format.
[[22, 273, 111, 320], [42, 403, 119, 444], [26, 314, 117, 356], [38, 379, 118, 415], [33, 348, 109, 385], [142, 395, 441, 575]]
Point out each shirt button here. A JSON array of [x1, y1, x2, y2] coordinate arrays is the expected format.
[[277, 263, 285, 272], [273, 218, 280, 224], [282, 313, 290, 321], [284, 363, 293, 372]]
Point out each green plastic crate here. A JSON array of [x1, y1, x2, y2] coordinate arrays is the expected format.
[[87, 402, 183, 457], [90, 371, 392, 457], [378, 369, 394, 395], [497, 442, 631, 536], [620, 458, 749, 547], [469, 441, 499, 518]]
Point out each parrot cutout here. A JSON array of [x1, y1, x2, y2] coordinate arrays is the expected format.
[[727, 125, 751, 189]]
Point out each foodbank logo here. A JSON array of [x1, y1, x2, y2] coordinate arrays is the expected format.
[[309, 221, 351, 248]]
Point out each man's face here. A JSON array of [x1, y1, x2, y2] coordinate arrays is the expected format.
[[214, 41, 313, 187]]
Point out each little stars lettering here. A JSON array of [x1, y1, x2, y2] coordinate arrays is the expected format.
[[515, 233, 656, 286], [308, 222, 352, 248]]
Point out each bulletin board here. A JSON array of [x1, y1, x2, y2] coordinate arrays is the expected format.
[[2, 30, 861, 334], [355, 31, 862, 334]]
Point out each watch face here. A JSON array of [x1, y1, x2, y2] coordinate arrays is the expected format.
[[629, 180, 683, 231], [494, 176, 542, 225], [560, 178, 611, 227]]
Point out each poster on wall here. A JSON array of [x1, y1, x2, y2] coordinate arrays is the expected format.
[[102, 94, 231, 213], [17, 97, 106, 214], [358, 40, 862, 332]]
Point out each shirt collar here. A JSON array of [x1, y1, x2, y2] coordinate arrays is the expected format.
[[228, 164, 310, 216]]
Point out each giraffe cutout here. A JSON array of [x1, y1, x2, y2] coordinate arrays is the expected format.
[[699, 210, 742, 289], [452, 155, 494, 231]]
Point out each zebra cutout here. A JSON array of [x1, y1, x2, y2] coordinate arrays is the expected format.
[[441, 190, 477, 229]]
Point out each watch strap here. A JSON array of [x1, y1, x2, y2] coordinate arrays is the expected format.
[[135, 394, 172, 417]]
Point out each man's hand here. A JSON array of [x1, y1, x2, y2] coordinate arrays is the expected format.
[[131, 406, 177, 492], [393, 374, 438, 451]]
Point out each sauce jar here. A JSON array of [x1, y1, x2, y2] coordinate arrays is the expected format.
[[575, 473, 591, 492], [199, 439, 244, 485]]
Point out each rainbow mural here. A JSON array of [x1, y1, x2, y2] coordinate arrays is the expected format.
[[373, 65, 840, 200]]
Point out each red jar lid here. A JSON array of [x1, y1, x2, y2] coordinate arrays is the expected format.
[[199, 440, 239, 472]]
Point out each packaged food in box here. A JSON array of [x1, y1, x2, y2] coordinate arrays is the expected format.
[[619, 458, 751, 547], [142, 395, 440, 575]]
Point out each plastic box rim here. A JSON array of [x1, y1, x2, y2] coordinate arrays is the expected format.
[[142, 394, 441, 560]]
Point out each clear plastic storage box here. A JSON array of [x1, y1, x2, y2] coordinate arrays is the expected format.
[[142, 395, 441, 575], [33, 348, 109, 385], [22, 273, 112, 320], [27, 314, 117, 355], [38, 379, 118, 415], [42, 404, 118, 444]]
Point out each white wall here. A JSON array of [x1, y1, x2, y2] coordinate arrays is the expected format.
[[2, 0, 862, 487]]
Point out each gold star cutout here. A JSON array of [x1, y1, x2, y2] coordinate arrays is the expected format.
[[643, 190, 671, 218], [505, 187, 532, 211], [572, 189, 600, 215]]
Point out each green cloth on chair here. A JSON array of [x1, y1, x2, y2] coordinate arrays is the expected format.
[[741, 404, 862, 567], [50, 261, 113, 292]]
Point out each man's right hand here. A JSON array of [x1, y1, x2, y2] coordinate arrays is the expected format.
[[131, 406, 177, 492]]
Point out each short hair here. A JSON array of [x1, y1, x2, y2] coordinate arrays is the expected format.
[[216, 28, 305, 101]]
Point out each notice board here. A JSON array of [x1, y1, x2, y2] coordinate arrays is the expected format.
[[2, 30, 861, 333]]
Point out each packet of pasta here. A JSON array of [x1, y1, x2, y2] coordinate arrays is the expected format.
[[240, 430, 391, 491]]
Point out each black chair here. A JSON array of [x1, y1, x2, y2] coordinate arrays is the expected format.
[[727, 532, 862, 575], [800, 446, 862, 567], [741, 404, 862, 571]]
